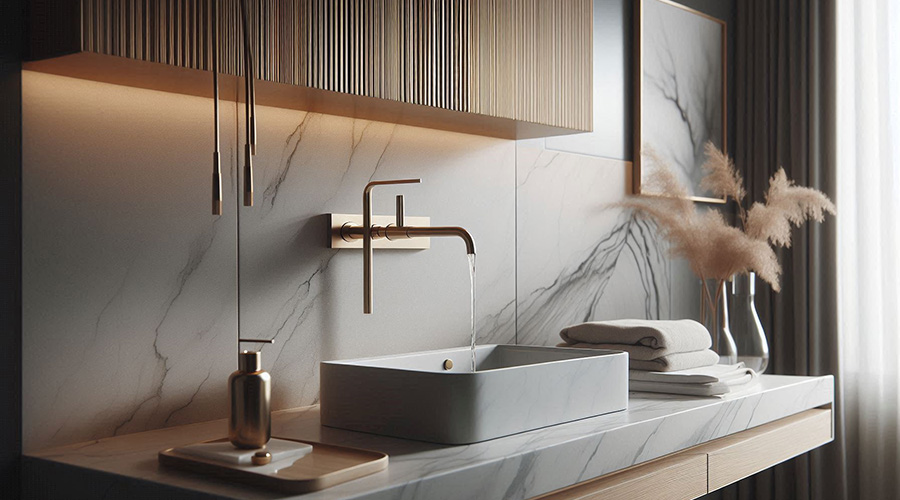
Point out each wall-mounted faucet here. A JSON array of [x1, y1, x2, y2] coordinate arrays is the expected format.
[[334, 179, 476, 314]]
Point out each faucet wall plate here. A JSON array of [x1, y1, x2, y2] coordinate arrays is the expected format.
[[329, 214, 431, 250]]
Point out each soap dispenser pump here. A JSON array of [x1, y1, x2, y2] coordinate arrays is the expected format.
[[229, 349, 272, 449]]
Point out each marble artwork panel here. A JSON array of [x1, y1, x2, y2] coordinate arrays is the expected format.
[[640, 0, 725, 198]]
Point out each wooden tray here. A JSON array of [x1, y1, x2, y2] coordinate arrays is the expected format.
[[159, 437, 388, 494]]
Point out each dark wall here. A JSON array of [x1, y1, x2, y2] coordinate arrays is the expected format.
[[677, 0, 737, 157], [0, 0, 24, 496]]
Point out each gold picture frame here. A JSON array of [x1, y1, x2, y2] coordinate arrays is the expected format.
[[634, 0, 727, 203]]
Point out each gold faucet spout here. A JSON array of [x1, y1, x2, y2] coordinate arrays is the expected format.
[[377, 226, 475, 255], [358, 178, 475, 313]]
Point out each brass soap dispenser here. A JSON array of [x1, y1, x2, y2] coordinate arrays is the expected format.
[[229, 348, 272, 448]]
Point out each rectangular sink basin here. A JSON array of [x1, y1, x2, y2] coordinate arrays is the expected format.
[[320, 344, 628, 444]]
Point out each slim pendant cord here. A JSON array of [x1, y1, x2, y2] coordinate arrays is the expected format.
[[211, 0, 222, 215], [236, 106, 243, 362], [246, 1, 257, 150], [240, 0, 256, 207], [237, 0, 257, 358], [235, 66, 243, 362], [236, 136, 242, 361]]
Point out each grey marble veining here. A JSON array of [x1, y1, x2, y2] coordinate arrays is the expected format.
[[21, 73, 521, 452], [23, 63, 699, 454], [640, 0, 725, 197], [26, 375, 834, 500], [236, 106, 517, 412], [22, 72, 239, 452], [515, 140, 672, 347]]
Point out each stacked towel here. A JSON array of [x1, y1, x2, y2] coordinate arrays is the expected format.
[[558, 319, 759, 396], [628, 363, 759, 397], [558, 319, 716, 371], [628, 350, 720, 372]]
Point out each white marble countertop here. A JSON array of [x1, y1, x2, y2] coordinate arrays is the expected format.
[[25, 374, 834, 500]]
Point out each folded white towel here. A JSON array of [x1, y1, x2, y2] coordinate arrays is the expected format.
[[629, 362, 756, 384], [629, 376, 756, 397], [628, 363, 759, 397], [628, 349, 720, 372], [558, 344, 720, 371], [559, 319, 711, 360]]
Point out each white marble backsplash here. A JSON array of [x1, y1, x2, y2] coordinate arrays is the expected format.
[[22, 72, 239, 451], [22, 73, 690, 451], [515, 139, 672, 347], [236, 106, 517, 411]]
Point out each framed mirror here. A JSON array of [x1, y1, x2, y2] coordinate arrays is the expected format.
[[634, 0, 726, 203]]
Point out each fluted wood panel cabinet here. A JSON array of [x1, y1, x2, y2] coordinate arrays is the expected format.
[[26, 0, 592, 138]]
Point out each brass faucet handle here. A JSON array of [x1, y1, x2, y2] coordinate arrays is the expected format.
[[395, 195, 405, 227], [362, 178, 421, 315]]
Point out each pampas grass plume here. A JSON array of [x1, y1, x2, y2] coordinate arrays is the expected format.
[[700, 142, 746, 203], [745, 168, 837, 247], [626, 143, 833, 293]]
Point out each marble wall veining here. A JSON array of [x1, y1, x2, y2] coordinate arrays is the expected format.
[[22, 0, 728, 451], [236, 106, 517, 411], [22, 71, 240, 451], [21, 72, 521, 450], [515, 139, 672, 347], [21, 71, 672, 451]]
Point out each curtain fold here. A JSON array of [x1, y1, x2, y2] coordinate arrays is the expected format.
[[706, 0, 846, 499]]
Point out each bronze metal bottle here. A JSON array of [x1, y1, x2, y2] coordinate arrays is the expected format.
[[228, 350, 271, 448]]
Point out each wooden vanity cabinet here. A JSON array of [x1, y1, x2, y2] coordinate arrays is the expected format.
[[535, 408, 833, 500]]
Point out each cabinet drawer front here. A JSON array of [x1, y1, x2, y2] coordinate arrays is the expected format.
[[704, 408, 833, 491], [536, 453, 708, 500]]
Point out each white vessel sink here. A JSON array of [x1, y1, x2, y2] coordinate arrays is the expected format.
[[320, 344, 628, 444]]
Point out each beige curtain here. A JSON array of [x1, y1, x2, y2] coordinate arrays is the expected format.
[[703, 0, 846, 499]]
